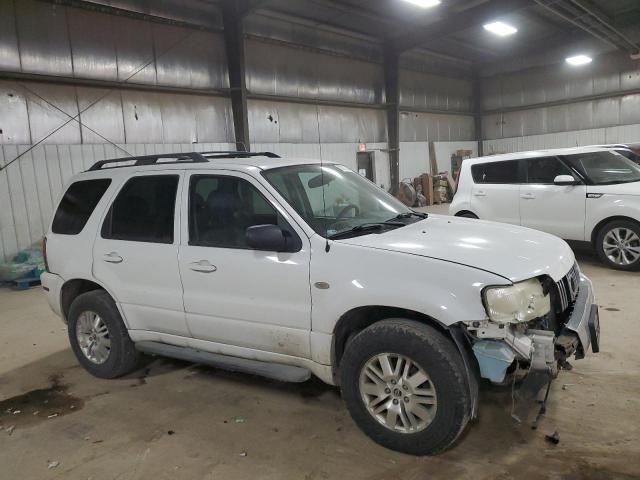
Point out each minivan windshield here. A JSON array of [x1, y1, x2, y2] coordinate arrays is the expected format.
[[562, 151, 640, 185], [263, 164, 416, 238]]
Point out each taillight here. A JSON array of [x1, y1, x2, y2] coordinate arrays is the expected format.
[[43, 236, 49, 272]]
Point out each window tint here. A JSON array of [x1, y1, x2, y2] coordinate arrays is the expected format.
[[526, 156, 573, 184], [102, 175, 178, 243], [471, 160, 520, 184], [189, 175, 295, 249], [52, 179, 111, 235]]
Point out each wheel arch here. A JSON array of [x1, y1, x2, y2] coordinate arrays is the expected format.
[[590, 215, 640, 245], [332, 306, 456, 375], [60, 278, 110, 323]]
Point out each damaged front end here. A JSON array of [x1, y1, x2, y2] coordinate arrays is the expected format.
[[463, 264, 600, 421]]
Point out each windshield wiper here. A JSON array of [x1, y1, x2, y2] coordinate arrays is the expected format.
[[394, 211, 428, 220], [328, 222, 405, 240]]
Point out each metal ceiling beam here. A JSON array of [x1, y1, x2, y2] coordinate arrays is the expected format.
[[392, 0, 533, 53], [534, 0, 640, 55]]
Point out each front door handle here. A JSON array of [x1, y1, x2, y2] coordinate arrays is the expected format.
[[520, 193, 536, 200], [103, 252, 123, 264], [474, 191, 486, 197], [189, 260, 217, 273]]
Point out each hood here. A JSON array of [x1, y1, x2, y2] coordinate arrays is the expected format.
[[340, 215, 575, 282], [588, 181, 640, 196]]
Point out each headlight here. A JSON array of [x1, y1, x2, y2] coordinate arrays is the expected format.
[[483, 278, 550, 324]]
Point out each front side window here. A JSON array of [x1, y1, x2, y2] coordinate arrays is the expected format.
[[101, 175, 179, 243], [189, 175, 295, 249], [562, 151, 640, 185], [262, 164, 414, 238], [526, 156, 573, 184], [52, 179, 111, 235], [471, 160, 520, 184]]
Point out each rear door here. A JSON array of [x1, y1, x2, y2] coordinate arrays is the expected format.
[[519, 156, 586, 240], [470, 159, 522, 225], [93, 171, 189, 336]]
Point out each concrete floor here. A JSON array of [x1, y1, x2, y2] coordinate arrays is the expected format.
[[1, 205, 640, 479]]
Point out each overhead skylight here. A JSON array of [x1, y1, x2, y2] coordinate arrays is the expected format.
[[401, 0, 442, 8], [566, 54, 593, 66], [483, 21, 518, 37]]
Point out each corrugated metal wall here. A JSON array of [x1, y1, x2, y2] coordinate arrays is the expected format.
[[0, 0, 477, 260], [483, 123, 640, 154], [481, 53, 640, 140], [0, 142, 234, 262]]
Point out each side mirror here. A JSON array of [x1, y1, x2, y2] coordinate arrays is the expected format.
[[554, 174, 579, 186], [246, 225, 299, 253]]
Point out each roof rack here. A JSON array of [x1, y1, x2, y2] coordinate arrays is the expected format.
[[88, 151, 280, 171]]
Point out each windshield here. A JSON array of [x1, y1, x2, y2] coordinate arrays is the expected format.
[[262, 164, 412, 238], [562, 151, 640, 185]]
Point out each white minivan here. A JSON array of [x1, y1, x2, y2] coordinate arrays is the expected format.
[[450, 147, 640, 270]]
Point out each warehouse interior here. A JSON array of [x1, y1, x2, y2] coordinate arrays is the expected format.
[[1, 0, 640, 478]]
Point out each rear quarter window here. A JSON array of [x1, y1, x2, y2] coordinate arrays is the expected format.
[[52, 179, 112, 235], [471, 160, 520, 184]]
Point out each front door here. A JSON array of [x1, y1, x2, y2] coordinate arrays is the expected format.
[[520, 156, 586, 240], [93, 171, 189, 336], [178, 171, 312, 358]]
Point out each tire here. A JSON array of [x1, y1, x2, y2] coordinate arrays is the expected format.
[[340, 319, 471, 455], [68, 290, 142, 378], [456, 212, 478, 219], [595, 219, 640, 271]]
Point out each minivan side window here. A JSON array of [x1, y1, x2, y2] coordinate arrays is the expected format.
[[101, 175, 179, 244], [471, 160, 520, 184], [189, 175, 296, 249], [52, 179, 112, 235], [526, 156, 573, 184]]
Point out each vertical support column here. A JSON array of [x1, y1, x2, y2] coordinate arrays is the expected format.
[[222, 0, 250, 152], [473, 72, 484, 157], [384, 47, 400, 193]]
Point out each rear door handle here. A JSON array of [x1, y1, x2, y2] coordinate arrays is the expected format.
[[189, 260, 217, 273], [520, 193, 536, 200], [473, 191, 486, 197], [103, 252, 123, 264]]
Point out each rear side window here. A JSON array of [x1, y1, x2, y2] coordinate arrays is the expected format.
[[102, 175, 179, 244], [52, 179, 111, 235], [471, 160, 520, 184]]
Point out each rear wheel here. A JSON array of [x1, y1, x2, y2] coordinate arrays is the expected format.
[[456, 212, 478, 219], [68, 290, 142, 378], [595, 220, 640, 271], [340, 319, 471, 455]]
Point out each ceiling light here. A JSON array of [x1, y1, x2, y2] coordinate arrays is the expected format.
[[566, 54, 593, 66], [401, 0, 441, 8], [483, 21, 518, 37]]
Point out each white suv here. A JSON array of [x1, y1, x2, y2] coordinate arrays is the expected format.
[[450, 147, 640, 270], [41, 151, 599, 455]]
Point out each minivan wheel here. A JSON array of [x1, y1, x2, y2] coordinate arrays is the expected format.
[[340, 319, 470, 455], [68, 290, 142, 378], [596, 220, 640, 271]]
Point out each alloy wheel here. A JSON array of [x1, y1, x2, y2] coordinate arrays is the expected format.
[[603, 227, 640, 266], [358, 353, 437, 434], [76, 311, 111, 364]]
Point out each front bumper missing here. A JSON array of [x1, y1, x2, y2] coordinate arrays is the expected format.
[[469, 273, 600, 385]]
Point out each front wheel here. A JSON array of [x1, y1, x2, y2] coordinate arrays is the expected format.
[[340, 319, 471, 455], [595, 220, 640, 271]]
